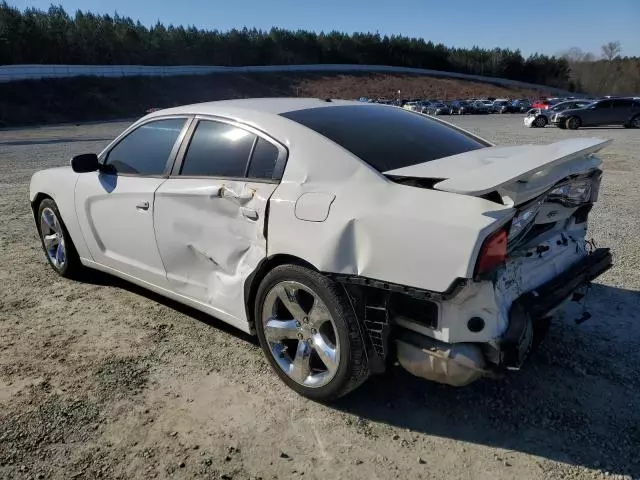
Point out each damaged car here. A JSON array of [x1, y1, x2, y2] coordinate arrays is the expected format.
[[30, 98, 613, 401]]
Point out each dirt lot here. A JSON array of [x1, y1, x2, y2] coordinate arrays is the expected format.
[[1, 115, 639, 480]]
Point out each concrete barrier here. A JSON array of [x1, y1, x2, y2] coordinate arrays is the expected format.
[[0, 64, 571, 94]]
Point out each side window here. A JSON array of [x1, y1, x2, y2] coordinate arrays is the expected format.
[[180, 120, 256, 177], [612, 99, 633, 108], [595, 100, 613, 109], [105, 118, 186, 175], [248, 138, 280, 180]]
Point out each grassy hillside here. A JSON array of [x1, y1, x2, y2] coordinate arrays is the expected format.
[[0, 72, 552, 127]]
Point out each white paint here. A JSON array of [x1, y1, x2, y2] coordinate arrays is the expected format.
[[385, 138, 609, 204], [295, 193, 336, 222], [74, 172, 169, 287], [154, 178, 276, 326]]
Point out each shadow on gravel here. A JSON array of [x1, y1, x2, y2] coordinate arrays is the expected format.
[[0, 137, 111, 146], [77, 269, 257, 345]]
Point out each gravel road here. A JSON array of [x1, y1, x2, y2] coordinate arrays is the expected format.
[[1, 115, 639, 480]]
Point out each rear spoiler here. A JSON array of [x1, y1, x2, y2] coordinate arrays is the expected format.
[[432, 138, 611, 195]]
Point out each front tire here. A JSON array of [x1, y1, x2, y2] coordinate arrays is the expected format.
[[255, 264, 369, 401], [36, 198, 82, 278]]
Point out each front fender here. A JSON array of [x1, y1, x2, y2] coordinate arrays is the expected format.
[[30, 167, 91, 259]]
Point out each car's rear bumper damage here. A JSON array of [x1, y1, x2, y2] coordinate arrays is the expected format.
[[336, 247, 613, 386], [500, 247, 612, 369]]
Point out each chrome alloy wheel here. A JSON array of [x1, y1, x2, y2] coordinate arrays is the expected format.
[[261, 281, 340, 388], [40, 207, 66, 270]]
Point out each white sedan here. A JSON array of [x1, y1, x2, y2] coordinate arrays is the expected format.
[[30, 98, 613, 401]]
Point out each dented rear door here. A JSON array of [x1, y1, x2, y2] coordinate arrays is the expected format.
[[154, 179, 276, 326], [152, 118, 285, 329]]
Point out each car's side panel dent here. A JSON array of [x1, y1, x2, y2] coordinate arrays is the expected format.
[[154, 179, 277, 328]]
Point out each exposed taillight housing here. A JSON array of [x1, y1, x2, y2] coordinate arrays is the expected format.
[[475, 228, 508, 276]]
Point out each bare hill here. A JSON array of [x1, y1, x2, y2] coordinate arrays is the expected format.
[[0, 72, 551, 126]]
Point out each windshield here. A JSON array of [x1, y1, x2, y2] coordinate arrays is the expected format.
[[280, 105, 489, 172]]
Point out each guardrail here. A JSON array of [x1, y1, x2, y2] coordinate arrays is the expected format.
[[0, 64, 572, 94]]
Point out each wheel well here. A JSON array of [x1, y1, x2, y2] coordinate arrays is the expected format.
[[243, 254, 318, 332], [31, 193, 53, 217]]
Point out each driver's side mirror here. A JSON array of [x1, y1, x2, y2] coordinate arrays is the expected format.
[[71, 153, 99, 173]]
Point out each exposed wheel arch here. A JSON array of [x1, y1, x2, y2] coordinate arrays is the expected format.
[[31, 192, 53, 217], [244, 254, 319, 332]]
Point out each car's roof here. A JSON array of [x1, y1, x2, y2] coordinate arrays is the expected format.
[[145, 97, 359, 119]]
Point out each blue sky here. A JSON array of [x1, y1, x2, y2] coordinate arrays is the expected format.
[[8, 0, 640, 57]]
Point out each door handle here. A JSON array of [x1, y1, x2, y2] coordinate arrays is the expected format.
[[241, 207, 258, 221], [219, 185, 255, 203], [136, 201, 150, 211]]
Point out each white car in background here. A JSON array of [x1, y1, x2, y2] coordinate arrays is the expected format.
[[30, 98, 613, 401]]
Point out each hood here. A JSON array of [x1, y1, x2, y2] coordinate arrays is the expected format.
[[384, 138, 610, 206]]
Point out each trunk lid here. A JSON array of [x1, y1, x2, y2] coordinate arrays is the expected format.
[[384, 138, 610, 205]]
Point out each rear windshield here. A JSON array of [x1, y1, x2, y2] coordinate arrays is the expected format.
[[280, 105, 489, 172]]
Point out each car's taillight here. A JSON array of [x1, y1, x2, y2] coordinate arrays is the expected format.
[[475, 228, 508, 276]]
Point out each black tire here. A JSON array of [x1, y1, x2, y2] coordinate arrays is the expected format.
[[534, 116, 548, 128], [566, 116, 581, 130], [36, 198, 82, 278], [255, 264, 369, 402], [624, 115, 640, 128]]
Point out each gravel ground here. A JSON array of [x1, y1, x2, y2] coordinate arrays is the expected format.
[[0, 115, 639, 480]]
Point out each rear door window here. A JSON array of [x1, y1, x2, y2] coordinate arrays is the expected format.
[[247, 138, 280, 180], [612, 99, 633, 108], [180, 120, 256, 177]]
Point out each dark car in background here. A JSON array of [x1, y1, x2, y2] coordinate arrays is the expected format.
[[510, 99, 532, 112], [553, 97, 640, 129], [492, 100, 511, 113], [449, 100, 474, 114], [426, 102, 451, 115]]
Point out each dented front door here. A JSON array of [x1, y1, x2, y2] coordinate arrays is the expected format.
[[153, 178, 277, 327]]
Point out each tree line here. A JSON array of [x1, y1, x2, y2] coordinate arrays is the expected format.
[[560, 43, 640, 96], [0, 2, 637, 94]]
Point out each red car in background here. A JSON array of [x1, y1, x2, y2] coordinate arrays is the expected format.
[[532, 98, 562, 110]]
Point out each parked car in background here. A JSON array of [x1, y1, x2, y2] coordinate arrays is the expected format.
[[524, 100, 593, 128], [449, 100, 474, 115], [29, 98, 613, 400], [553, 97, 640, 129], [472, 100, 490, 114], [404, 101, 430, 113], [492, 100, 511, 114], [480, 100, 495, 112], [511, 99, 532, 112], [426, 102, 451, 115]]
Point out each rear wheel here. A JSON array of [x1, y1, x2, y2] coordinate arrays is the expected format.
[[36, 198, 82, 278], [566, 116, 581, 130], [255, 264, 369, 401], [625, 115, 640, 128]]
